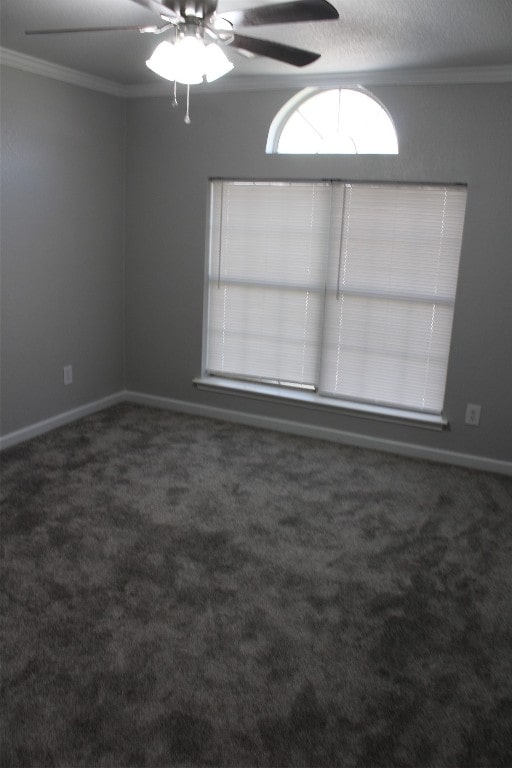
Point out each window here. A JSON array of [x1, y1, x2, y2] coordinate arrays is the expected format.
[[202, 180, 467, 423], [267, 88, 398, 155]]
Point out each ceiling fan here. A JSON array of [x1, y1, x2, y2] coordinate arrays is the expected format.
[[25, 0, 339, 121], [25, 0, 339, 68]]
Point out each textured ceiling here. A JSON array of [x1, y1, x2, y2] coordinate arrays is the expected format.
[[1, 0, 512, 87]]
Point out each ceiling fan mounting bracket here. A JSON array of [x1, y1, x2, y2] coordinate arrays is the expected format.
[[159, 13, 183, 25]]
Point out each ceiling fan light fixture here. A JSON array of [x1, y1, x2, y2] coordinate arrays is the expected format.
[[146, 35, 233, 86]]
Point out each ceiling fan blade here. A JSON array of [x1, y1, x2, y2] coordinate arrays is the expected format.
[[221, 0, 338, 27], [231, 33, 319, 66], [25, 25, 161, 35]]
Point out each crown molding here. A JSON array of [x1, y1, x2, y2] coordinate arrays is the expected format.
[[0, 47, 126, 97], [125, 64, 512, 97], [2, 46, 511, 99]]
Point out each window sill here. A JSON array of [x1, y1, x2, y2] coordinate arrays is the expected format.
[[193, 377, 448, 431]]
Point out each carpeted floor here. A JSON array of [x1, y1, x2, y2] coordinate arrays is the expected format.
[[1, 402, 511, 767]]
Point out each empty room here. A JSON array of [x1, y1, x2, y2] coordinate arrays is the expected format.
[[1, 1, 511, 766]]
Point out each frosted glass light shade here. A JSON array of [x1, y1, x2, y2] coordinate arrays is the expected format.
[[146, 41, 178, 82], [146, 39, 233, 85], [204, 44, 234, 82]]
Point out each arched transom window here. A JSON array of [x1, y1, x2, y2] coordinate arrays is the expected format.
[[267, 87, 398, 155]]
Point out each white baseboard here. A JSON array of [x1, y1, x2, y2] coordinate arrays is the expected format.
[[2, 388, 510, 477], [0, 392, 124, 451], [124, 390, 512, 477]]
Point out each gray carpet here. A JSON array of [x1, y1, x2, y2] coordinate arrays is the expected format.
[[1, 402, 511, 767]]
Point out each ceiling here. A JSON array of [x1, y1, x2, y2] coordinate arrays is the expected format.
[[1, 0, 512, 90]]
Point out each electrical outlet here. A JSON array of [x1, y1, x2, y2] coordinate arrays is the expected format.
[[465, 403, 481, 426], [63, 365, 73, 386]]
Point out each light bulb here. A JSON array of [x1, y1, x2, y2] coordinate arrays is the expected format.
[[172, 36, 207, 85]]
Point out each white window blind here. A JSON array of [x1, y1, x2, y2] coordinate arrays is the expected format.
[[205, 180, 467, 416], [320, 183, 467, 412], [207, 181, 335, 387]]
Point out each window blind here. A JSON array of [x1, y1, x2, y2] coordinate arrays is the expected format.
[[207, 181, 335, 387], [205, 180, 467, 416], [320, 183, 467, 412]]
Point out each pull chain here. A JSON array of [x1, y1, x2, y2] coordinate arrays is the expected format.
[[184, 84, 191, 124], [171, 80, 178, 108]]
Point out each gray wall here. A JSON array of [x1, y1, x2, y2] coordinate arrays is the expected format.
[[125, 83, 512, 463], [0, 66, 125, 434], [1, 67, 510, 464]]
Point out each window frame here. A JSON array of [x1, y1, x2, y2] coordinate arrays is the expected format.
[[266, 86, 399, 155]]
